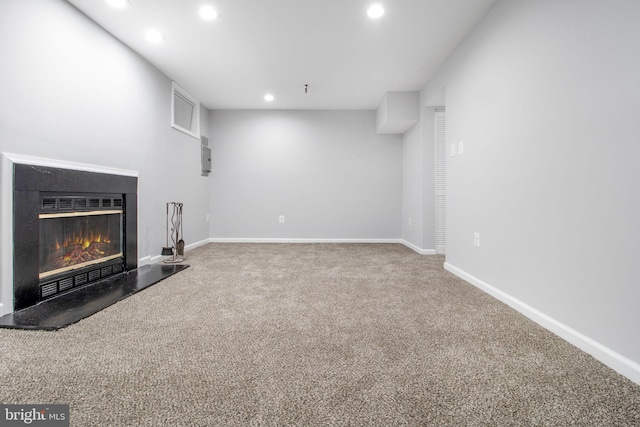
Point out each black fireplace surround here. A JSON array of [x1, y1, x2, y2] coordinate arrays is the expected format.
[[13, 164, 137, 311]]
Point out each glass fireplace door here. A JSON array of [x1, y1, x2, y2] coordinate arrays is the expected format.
[[39, 211, 123, 279]]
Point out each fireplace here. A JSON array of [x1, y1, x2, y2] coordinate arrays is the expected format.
[[12, 163, 137, 311], [38, 194, 125, 298]]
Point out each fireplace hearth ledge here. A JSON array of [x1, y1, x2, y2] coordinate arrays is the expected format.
[[0, 263, 188, 330], [0, 153, 139, 317]]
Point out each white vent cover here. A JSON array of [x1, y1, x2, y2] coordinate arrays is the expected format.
[[434, 109, 446, 255], [171, 82, 200, 139]]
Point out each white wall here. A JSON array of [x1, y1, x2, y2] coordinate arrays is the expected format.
[[401, 121, 424, 249], [401, 107, 437, 253], [208, 110, 402, 240], [0, 0, 211, 268], [422, 0, 640, 381]]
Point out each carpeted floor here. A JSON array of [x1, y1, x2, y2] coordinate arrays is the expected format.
[[1, 243, 639, 426]]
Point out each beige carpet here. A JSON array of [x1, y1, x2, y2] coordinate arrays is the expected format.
[[1, 243, 639, 426]]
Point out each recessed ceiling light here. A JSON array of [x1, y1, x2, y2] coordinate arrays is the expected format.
[[106, 0, 129, 8], [145, 29, 165, 43], [367, 4, 385, 19], [264, 94, 275, 102], [199, 5, 219, 20]]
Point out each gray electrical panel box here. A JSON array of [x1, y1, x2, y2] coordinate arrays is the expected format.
[[201, 136, 211, 176]]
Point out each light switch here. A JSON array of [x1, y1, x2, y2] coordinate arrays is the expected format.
[[450, 143, 456, 158], [458, 140, 464, 154]]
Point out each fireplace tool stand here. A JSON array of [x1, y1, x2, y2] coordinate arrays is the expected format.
[[163, 202, 184, 263]]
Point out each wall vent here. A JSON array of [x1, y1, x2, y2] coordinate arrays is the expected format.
[[434, 109, 447, 255], [171, 81, 200, 139]]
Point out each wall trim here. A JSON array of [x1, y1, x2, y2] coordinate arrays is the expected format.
[[2, 153, 139, 177], [192, 238, 436, 254], [444, 262, 640, 386], [0, 155, 14, 316], [148, 238, 213, 264], [185, 238, 212, 252], [138, 256, 152, 267], [208, 238, 403, 244], [401, 239, 436, 255]]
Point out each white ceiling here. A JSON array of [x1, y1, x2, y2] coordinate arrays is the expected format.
[[66, 0, 495, 110]]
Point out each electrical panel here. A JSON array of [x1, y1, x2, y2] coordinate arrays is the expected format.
[[201, 136, 211, 176]]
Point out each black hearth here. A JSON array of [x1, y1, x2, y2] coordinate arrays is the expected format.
[[13, 164, 137, 311]]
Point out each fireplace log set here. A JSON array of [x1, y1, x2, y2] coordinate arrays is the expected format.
[[44, 241, 117, 271]]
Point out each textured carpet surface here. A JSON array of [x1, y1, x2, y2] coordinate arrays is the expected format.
[[1, 243, 639, 426]]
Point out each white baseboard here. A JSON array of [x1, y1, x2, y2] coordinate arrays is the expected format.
[[140, 238, 406, 266], [401, 240, 436, 255], [208, 238, 403, 244], [138, 255, 152, 267], [444, 262, 640, 386], [144, 238, 216, 265], [198, 238, 436, 256], [185, 238, 211, 251]]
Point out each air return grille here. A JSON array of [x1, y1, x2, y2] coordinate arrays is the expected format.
[[39, 195, 123, 213], [171, 81, 200, 139]]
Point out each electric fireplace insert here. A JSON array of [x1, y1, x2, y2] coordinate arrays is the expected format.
[[12, 164, 138, 311], [38, 194, 125, 298]]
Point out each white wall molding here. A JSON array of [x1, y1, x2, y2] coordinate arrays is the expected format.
[[185, 239, 212, 252], [208, 238, 403, 244], [444, 262, 640, 386], [204, 239, 436, 255], [0, 155, 15, 316], [3, 153, 139, 177], [401, 240, 436, 255], [148, 238, 215, 265], [138, 256, 153, 267]]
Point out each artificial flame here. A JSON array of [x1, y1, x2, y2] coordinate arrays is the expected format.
[[53, 230, 111, 251]]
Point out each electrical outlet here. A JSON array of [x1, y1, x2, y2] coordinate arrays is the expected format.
[[279, 215, 285, 224], [206, 213, 210, 222], [408, 217, 412, 226], [473, 232, 480, 247]]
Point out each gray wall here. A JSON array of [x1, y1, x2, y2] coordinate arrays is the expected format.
[[401, 119, 424, 248], [0, 0, 211, 263], [208, 110, 402, 240], [422, 0, 640, 369], [401, 107, 437, 253]]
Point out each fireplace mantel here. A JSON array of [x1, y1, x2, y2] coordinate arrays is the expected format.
[[0, 153, 139, 316]]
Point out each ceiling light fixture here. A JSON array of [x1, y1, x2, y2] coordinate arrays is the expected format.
[[199, 5, 219, 21], [106, 0, 130, 8], [145, 29, 165, 43], [367, 4, 385, 19], [264, 94, 275, 102]]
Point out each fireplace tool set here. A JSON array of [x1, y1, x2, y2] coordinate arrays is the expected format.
[[162, 202, 184, 263]]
